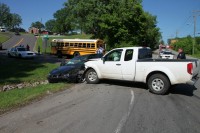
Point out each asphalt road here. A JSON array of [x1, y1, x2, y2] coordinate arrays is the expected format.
[[0, 81, 199, 133], [1, 33, 37, 51]]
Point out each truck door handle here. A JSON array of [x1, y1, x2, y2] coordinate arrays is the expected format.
[[116, 64, 121, 66]]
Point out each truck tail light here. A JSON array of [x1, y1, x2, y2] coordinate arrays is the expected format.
[[187, 63, 193, 75]]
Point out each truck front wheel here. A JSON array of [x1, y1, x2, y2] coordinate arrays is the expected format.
[[85, 69, 99, 84], [147, 74, 170, 95]]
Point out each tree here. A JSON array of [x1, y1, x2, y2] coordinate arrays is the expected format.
[[45, 19, 56, 31], [10, 13, 22, 29], [0, 3, 10, 26], [53, 0, 161, 49], [31, 21, 44, 30], [0, 3, 22, 30], [53, 7, 73, 33]]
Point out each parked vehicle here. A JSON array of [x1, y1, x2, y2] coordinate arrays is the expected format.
[[0, 27, 5, 32], [48, 54, 103, 83], [84, 47, 200, 95], [15, 31, 20, 35], [7, 46, 36, 58], [159, 51, 174, 59]]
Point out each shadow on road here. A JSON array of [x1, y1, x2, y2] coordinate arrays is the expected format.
[[100, 79, 147, 90], [99, 79, 198, 96], [169, 84, 197, 96]]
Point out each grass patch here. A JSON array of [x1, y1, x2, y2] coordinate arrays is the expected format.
[[0, 56, 59, 85], [0, 32, 12, 43], [0, 83, 71, 114], [0, 55, 73, 114], [191, 54, 200, 58]]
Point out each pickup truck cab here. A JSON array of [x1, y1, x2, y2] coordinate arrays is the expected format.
[[84, 47, 200, 95]]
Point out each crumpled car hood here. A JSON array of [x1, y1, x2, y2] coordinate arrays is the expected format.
[[50, 65, 76, 75]]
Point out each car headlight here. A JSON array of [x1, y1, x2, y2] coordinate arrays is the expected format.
[[63, 73, 70, 78]]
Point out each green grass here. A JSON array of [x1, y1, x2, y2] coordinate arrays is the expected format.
[[0, 55, 73, 114], [0, 34, 92, 114], [0, 32, 12, 43], [0, 56, 58, 85], [0, 83, 71, 114]]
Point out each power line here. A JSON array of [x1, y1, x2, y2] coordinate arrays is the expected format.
[[192, 10, 200, 54]]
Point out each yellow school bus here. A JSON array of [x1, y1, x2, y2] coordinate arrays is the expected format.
[[50, 39, 105, 57]]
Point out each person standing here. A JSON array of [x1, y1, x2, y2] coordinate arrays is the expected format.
[[38, 45, 41, 55], [0, 42, 2, 50], [177, 48, 186, 59], [26, 44, 30, 51], [96, 45, 104, 54]]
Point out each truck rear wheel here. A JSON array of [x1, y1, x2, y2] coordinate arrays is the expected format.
[[85, 69, 99, 84], [147, 74, 170, 95]]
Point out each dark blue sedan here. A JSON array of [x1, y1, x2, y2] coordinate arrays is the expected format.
[[47, 54, 103, 83]]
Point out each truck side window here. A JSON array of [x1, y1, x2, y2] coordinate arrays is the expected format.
[[124, 49, 133, 61], [138, 48, 152, 59], [105, 49, 123, 61]]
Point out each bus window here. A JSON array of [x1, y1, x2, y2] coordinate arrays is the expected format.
[[65, 43, 69, 47], [78, 43, 82, 47], [91, 43, 95, 48], [83, 43, 86, 48], [70, 43, 74, 47], [61, 42, 64, 47], [51, 42, 57, 47], [87, 43, 90, 48], [56, 42, 60, 47], [74, 43, 78, 47]]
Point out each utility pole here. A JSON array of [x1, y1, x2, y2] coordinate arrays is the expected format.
[[192, 10, 200, 55], [176, 30, 179, 38]]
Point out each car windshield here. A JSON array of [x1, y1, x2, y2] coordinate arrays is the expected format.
[[17, 48, 26, 51], [65, 55, 88, 65], [163, 51, 172, 55]]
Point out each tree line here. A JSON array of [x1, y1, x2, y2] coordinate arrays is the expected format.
[[169, 36, 200, 55], [0, 3, 22, 31], [1, 1, 162, 49], [44, 0, 161, 49]]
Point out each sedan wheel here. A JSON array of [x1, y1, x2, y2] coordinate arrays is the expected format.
[[76, 74, 85, 83]]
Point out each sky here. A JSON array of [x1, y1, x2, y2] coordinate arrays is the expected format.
[[0, 0, 200, 44], [142, 0, 200, 43]]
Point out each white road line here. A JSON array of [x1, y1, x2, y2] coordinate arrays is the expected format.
[[33, 37, 38, 52], [115, 90, 134, 133]]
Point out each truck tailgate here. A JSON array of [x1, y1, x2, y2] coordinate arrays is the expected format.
[[192, 59, 200, 77]]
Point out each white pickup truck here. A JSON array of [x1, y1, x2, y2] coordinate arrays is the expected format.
[[84, 47, 200, 95]]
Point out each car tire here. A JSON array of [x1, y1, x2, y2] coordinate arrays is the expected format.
[[85, 69, 99, 84], [76, 74, 85, 83], [147, 73, 170, 95], [73, 52, 80, 57]]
